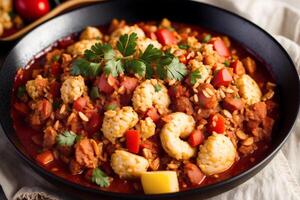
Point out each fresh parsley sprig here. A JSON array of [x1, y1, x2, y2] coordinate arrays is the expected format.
[[56, 131, 77, 146], [157, 54, 187, 81], [92, 168, 110, 187], [190, 69, 202, 85], [117, 33, 138, 57]]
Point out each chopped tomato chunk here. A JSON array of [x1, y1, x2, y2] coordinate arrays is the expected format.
[[125, 130, 141, 154], [146, 107, 160, 122], [211, 38, 230, 57], [188, 130, 204, 147], [73, 97, 88, 112], [156, 29, 176, 45], [36, 150, 54, 165], [212, 68, 232, 88], [97, 74, 115, 94], [207, 114, 225, 134]]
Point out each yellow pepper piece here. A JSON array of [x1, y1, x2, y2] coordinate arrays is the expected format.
[[141, 171, 179, 194]]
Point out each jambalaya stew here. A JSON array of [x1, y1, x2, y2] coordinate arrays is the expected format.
[[11, 19, 279, 194]]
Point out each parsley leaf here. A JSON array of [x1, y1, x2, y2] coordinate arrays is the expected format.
[[104, 59, 123, 77], [105, 104, 117, 111], [17, 85, 26, 99], [92, 168, 110, 187], [190, 69, 202, 85], [52, 55, 60, 62], [70, 58, 101, 77], [90, 86, 100, 100], [223, 60, 230, 67], [178, 44, 189, 50], [84, 43, 114, 62], [140, 44, 162, 63], [154, 84, 162, 92], [56, 131, 77, 146], [157, 55, 187, 81], [117, 33, 138, 57], [125, 60, 146, 76], [202, 34, 212, 43]]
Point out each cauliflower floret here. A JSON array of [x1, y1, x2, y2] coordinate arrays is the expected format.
[[132, 79, 170, 115], [110, 25, 145, 46], [79, 26, 103, 40], [111, 150, 149, 178], [67, 39, 100, 56], [101, 106, 138, 143], [60, 76, 86, 104], [160, 112, 196, 160], [25, 75, 48, 100], [236, 74, 262, 105], [197, 133, 236, 175], [137, 38, 162, 52], [136, 117, 156, 140]]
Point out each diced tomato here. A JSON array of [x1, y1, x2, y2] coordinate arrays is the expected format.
[[145, 107, 160, 122], [188, 130, 204, 147], [120, 76, 138, 93], [156, 29, 177, 45], [86, 111, 102, 134], [49, 82, 60, 98], [211, 38, 230, 57], [212, 68, 232, 88], [207, 114, 225, 134], [73, 97, 87, 112], [125, 130, 141, 154], [184, 163, 206, 186], [42, 99, 52, 119], [13, 102, 29, 115], [36, 150, 54, 165], [50, 62, 62, 76], [230, 60, 245, 75], [97, 74, 115, 94]]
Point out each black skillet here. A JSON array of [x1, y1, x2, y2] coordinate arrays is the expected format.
[[0, 0, 299, 199]]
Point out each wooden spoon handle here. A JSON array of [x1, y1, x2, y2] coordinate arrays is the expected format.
[[1, 0, 106, 42]]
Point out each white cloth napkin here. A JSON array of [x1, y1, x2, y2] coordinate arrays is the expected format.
[[1, 0, 300, 199]]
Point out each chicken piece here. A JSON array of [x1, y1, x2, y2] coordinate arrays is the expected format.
[[75, 138, 99, 169], [25, 75, 48, 100], [136, 117, 156, 140], [197, 133, 236, 175], [80, 26, 103, 40], [43, 126, 57, 148], [101, 106, 138, 143], [67, 39, 99, 56], [236, 74, 262, 105], [111, 150, 149, 178], [60, 76, 86, 104]]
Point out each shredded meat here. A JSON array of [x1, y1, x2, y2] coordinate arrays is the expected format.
[[43, 126, 57, 148], [223, 94, 244, 112], [174, 96, 194, 115], [75, 138, 98, 169]]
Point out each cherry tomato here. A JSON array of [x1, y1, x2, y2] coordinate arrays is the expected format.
[[14, 0, 51, 21], [188, 130, 205, 147], [73, 97, 88, 112], [212, 68, 233, 88], [156, 29, 177, 45], [125, 130, 141, 154], [207, 114, 225, 134], [210, 38, 230, 57]]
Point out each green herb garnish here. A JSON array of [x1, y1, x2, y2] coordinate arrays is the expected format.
[[157, 55, 187, 81], [90, 86, 100, 100], [52, 55, 60, 62], [17, 85, 26, 99], [223, 60, 230, 67], [117, 33, 138, 57], [71, 58, 101, 77], [125, 59, 146, 76], [56, 131, 77, 146], [178, 44, 189, 50], [92, 168, 110, 187], [154, 84, 162, 92], [190, 69, 202, 85], [202, 34, 212, 43], [105, 104, 117, 111]]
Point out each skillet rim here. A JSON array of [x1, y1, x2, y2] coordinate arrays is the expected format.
[[0, 0, 299, 199]]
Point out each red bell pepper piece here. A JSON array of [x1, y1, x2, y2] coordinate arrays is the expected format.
[[212, 68, 233, 88], [73, 97, 88, 112], [156, 29, 177, 45], [207, 114, 225, 134], [125, 130, 141, 154]]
